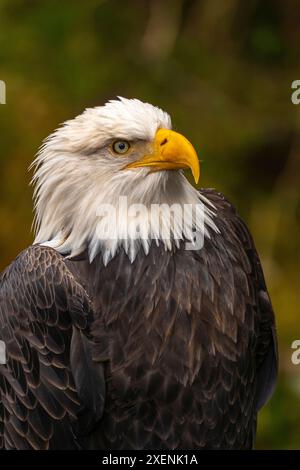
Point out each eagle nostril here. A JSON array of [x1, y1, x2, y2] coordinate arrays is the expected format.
[[160, 138, 168, 146]]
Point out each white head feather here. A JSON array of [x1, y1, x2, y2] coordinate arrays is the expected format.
[[32, 97, 218, 264]]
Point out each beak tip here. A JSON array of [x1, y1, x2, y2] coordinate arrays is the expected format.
[[192, 166, 200, 185]]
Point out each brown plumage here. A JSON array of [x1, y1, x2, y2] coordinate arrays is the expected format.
[[0, 189, 277, 449]]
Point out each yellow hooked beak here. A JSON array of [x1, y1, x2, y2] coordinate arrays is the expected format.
[[125, 128, 200, 184]]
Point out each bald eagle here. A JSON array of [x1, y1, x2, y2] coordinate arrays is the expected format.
[[0, 98, 277, 450]]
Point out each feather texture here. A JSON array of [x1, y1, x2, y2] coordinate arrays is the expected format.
[[0, 189, 277, 449]]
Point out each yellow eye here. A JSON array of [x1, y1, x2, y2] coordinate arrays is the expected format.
[[112, 140, 131, 154]]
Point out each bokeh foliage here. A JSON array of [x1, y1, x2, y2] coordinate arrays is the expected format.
[[0, 0, 300, 449]]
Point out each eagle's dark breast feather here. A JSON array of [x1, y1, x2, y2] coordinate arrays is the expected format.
[[0, 189, 277, 449]]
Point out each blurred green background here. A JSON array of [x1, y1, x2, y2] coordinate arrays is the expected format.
[[0, 0, 300, 449]]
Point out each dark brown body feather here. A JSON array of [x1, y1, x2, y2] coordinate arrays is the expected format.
[[0, 190, 277, 449]]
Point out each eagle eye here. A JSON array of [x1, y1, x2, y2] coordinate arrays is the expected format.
[[112, 140, 131, 155]]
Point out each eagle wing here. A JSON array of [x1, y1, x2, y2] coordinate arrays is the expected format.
[[0, 245, 105, 449], [202, 189, 278, 412]]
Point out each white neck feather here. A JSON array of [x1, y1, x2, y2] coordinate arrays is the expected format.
[[34, 165, 218, 265]]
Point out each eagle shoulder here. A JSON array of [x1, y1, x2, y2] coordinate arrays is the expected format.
[[0, 245, 104, 449]]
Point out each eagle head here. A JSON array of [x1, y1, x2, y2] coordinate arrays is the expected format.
[[32, 97, 213, 264]]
